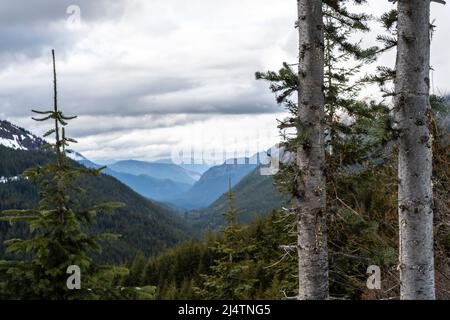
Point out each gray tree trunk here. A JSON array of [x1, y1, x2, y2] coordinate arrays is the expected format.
[[296, 0, 328, 300], [395, 0, 435, 300]]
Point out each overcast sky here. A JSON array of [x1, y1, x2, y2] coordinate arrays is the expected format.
[[0, 0, 448, 163]]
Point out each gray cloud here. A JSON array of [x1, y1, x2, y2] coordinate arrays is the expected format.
[[0, 0, 289, 120], [1, 0, 449, 162], [0, 0, 125, 26], [56, 114, 211, 138], [0, 0, 126, 61]]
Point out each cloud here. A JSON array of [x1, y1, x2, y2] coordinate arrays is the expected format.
[[0, 0, 126, 60], [0, 0, 449, 161], [74, 113, 286, 163], [0, 0, 125, 26], [0, 0, 294, 125]]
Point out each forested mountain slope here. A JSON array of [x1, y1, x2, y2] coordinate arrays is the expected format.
[[0, 145, 194, 264], [166, 161, 257, 209], [79, 159, 192, 202], [187, 166, 289, 230], [109, 160, 199, 185]]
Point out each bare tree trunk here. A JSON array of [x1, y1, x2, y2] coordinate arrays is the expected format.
[[395, 0, 435, 300], [296, 0, 328, 300]]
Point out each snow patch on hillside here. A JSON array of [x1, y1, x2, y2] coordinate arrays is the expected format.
[[0, 120, 44, 151], [0, 135, 28, 150], [0, 176, 20, 184]]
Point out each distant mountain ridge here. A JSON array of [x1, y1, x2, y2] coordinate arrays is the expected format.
[[82, 157, 263, 210], [153, 158, 212, 175], [79, 159, 191, 202], [109, 160, 200, 185], [82, 157, 272, 212]]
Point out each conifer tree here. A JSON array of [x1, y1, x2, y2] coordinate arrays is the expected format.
[[0, 50, 124, 300], [200, 186, 257, 299], [256, 0, 386, 299], [366, 1, 446, 299], [394, 0, 445, 300], [125, 251, 146, 286], [293, 0, 328, 300]]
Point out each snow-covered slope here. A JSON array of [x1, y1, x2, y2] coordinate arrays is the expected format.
[[0, 120, 45, 151], [0, 176, 20, 184], [0, 120, 92, 162]]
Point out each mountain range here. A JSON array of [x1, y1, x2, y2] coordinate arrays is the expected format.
[[0, 119, 285, 259], [79, 159, 193, 202], [79, 155, 268, 211], [108, 160, 201, 185], [0, 120, 194, 263]]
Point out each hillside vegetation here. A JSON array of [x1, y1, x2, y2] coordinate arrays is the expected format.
[[0, 146, 194, 264]]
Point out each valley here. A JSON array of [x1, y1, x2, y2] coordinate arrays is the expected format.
[[0, 120, 283, 263]]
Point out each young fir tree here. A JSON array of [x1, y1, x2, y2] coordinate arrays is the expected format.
[[256, 0, 389, 299], [200, 185, 257, 299], [0, 50, 124, 300], [125, 251, 146, 287]]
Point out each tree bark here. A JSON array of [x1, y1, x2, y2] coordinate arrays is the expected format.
[[395, 0, 435, 300], [296, 0, 328, 300]]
